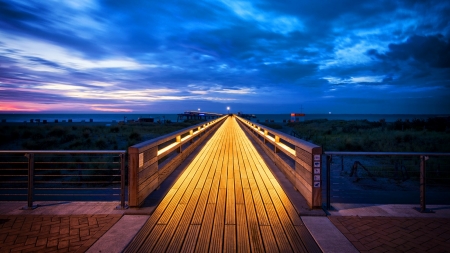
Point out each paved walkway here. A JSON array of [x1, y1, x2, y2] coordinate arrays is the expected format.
[[330, 216, 450, 253], [0, 213, 121, 253]]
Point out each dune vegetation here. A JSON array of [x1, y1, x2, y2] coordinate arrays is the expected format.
[[264, 117, 450, 152], [0, 120, 205, 150]]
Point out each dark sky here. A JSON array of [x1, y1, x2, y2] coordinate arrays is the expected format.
[[0, 0, 449, 114]]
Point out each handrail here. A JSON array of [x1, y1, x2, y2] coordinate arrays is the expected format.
[[128, 115, 227, 207], [0, 150, 127, 209], [324, 151, 450, 156], [0, 150, 125, 154], [236, 116, 318, 154], [323, 151, 450, 213], [235, 115, 323, 209], [130, 116, 226, 155]]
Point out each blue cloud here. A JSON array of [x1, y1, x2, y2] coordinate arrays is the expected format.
[[0, 0, 449, 113]]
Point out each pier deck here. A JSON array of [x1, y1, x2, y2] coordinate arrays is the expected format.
[[125, 116, 320, 252]]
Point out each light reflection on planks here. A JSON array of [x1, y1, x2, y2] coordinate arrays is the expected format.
[[125, 117, 311, 253]]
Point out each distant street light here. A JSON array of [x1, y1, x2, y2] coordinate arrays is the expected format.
[[227, 106, 230, 114], [198, 108, 200, 112]]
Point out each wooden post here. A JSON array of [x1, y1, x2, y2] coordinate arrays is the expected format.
[[176, 135, 181, 153], [311, 147, 322, 208], [274, 135, 280, 153], [327, 155, 332, 210], [128, 147, 139, 207]]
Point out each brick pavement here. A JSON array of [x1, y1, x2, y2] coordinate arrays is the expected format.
[[329, 216, 450, 253], [0, 214, 122, 253]]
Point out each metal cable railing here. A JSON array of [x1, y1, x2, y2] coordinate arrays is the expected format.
[[0, 150, 127, 210], [323, 151, 450, 213]]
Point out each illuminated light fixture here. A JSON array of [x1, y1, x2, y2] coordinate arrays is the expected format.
[[227, 106, 230, 114]]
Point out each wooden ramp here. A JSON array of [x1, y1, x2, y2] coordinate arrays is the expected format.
[[125, 117, 321, 253]]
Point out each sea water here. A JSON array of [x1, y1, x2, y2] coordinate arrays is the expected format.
[[0, 114, 181, 123], [250, 114, 449, 123], [0, 113, 448, 123]]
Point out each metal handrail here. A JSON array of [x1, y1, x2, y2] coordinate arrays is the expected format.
[[324, 151, 450, 213], [0, 150, 125, 154], [0, 150, 127, 209], [324, 151, 450, 156]]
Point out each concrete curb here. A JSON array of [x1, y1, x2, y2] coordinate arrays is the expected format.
[[86, 215, 149, 253], [302, 216, 359, 253]]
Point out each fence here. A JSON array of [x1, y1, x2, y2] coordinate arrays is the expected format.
[[324, 152, 450, 212], [0, 150, 127, 209], [235, 116, 322, 209], [128, 116, 227, 207]]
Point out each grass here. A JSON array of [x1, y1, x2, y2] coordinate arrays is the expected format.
[[0, 120, 206, 150], [284, 117, 450, 152]]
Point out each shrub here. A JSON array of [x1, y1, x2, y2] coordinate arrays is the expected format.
[[96, 138, 107, 149], [48, 126, 66, 137], [82, 128, 92, 138], [110, 126, 120, 133], [129, 132, 141, 141]]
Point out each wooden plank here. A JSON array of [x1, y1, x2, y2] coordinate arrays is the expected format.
[[152, 203, 186, 253], [195, 203, 216, 253], [260, 225, 279, 253], [180, 225, 201, 253], [243, 188, 264, 253], [137, 224, 165, 252], [225, 179, 236, 225], [236, 204, 250, 253], [137, 173, 158, 204], [265, 203, 294, 252], [224, 225, 237, 253], [138, 161, 157, 185], [166, 188, 201, 252]]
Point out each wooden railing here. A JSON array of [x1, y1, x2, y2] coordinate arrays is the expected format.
[[128, 116, 227, 207], [0, 150, 126, 210], [235, 116, 323, 209]]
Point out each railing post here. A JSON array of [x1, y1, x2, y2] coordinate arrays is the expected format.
[[326, 155, 332, 210], [274, 135, 280, 153], [419, 155, 428, 213], [116, 153, 128, 210], [128, 147, 139, 207], [23, 153, 37, 210], [176, 135, 182, 153]]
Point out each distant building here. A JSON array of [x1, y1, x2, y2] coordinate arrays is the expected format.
[[290, 113, 305, 122]]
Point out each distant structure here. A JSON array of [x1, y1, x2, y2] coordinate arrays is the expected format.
[[290, 113, 305, 122], [138, 117, 154, 123], [291, 105, 305, 122], [177, 111, 223, 122], [237, 112, 256, 119]]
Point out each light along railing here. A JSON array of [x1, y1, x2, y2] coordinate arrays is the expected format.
[[0, 150, 127, 210], [235, 115, 323, 209], [128, 116, 227, 207], [324, 151, 450, 213]]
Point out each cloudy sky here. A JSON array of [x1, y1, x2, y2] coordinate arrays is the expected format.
[[0, 0, 449, 114]]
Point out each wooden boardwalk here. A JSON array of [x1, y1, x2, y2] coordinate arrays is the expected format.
[[125, 117, 320, 253]]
